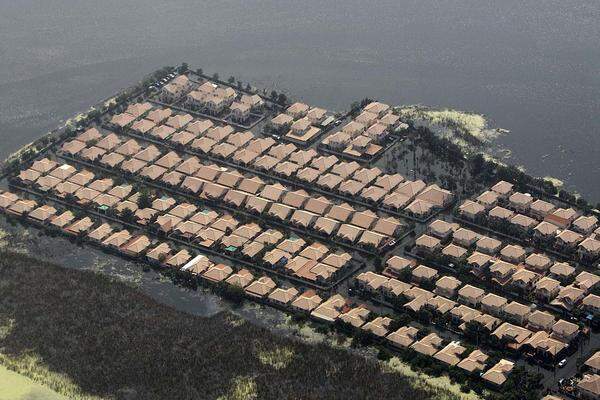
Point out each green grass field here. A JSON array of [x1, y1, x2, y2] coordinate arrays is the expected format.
[[0, 365, 66, 400]]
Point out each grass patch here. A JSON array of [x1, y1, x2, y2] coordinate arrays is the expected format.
[[0, 364, 68, 400], [217, 376, 258, 400], [256, 346, 295, 370], [384, 357, 483, 400]]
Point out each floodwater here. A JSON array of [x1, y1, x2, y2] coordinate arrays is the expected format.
[[0, 0, 599, 199]]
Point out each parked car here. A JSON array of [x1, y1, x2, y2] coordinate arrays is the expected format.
[[558, 358, 567, 368]]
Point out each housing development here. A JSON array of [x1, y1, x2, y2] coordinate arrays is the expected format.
[[1, 66, 599, 399]]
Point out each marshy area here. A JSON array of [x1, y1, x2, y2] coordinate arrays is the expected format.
[[0, 242, 475, 400]]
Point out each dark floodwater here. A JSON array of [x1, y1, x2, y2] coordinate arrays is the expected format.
[[0, 0, 599, 199]]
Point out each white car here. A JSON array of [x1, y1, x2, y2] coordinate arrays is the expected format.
[[558, 359, 567, 368]]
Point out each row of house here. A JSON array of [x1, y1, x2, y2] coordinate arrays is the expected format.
[[13, 156, 361, 285], [108, 104, 453, 221], [357, 261, 580, 363], [270, 102, 329, 145], [58, 127, 410, 248], [304, 292, 516, 388], [418, 218, 600, 312], [320, 101, 407, 161], [458, 181, 600, 264]]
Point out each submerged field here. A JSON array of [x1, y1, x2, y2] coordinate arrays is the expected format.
[[0, 250, 471, 400]]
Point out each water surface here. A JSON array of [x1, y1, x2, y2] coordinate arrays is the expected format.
[[0, 0, 598, 199]]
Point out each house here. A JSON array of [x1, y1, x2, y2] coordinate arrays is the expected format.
[[488, 206, 514, 224], [491, 323, 532, 350], [490, 181, 514, 198], [433, 276, 462, 298], [476, 236, 503, 255], [534, 221, 559, 242], [426, 296, 457, 315], [524, 253, 552, 273], [551, 319, 580, 343], [502, 301, 531, 326], [362, 316, 393, 338], [339, 306, 371, 328], [575, 272, 600, 292], [450, 305, 481, 327], [415, 234, 441, 255], [202, 263, 233, 283], [573, 215, 598, 235], [577, 374, 600, 400], [585, 351, 600, 374], [383, 256, 416, 278], [476, 190, 500, 209], [453, 227, 479, 248], [457, 285, 485, 307], [489, 260, 517, 285], [523, 331, 567, 363], [441, 244, 468, 261], [457, 350, 488, 374], [416, 184, 453, 208], [434, 342, 467, 366], [467, 252, 493, 274], [28, 205, 57, 224], [427, 219, 457, 239], [311, 295, 347, 322], [363, 101, 390, 117], [302, 107, 325, 124], [481, 294, 508, 317], [458, 200, 486, 221], [230, 101, 251, 121], [552, 208, 579, 227], [238, 94, 264, 113], [508, 192, 534, 213], [530, 199, 556, 219], [511, 269, 541, 292], [527, 310, 555, 332], [411, 265, 438, 284], [268, 287, 299, 307], [410, 333, 443, 357], [551, 285, 586, 311], [386, 326, 419, 349], [579, 237, 600, 262], [556, 229, 584, 251], [511, 213, 537, 231], [161, 82, 187, 103], [286, 102, 310, 119], [354, 271, 388, 294], [549, 262, 576, 282], [181, 255, 213, 276], [499, 245, 527, 265], [535, 277, 561, 302], [291, 290, 323, 313], [405, 199, 436, 219], [355, 111, 378, 126]]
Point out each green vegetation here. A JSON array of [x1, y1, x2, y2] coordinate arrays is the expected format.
[[0, 250, 468, 400], [0, 365, 67, 400]]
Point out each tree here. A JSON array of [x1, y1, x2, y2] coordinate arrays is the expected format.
[[277, 93, 287, 105], [180, 62, 189, 72], [212, 73, 219, 81], [228, 76, 235, 84], [137, 189, 152, 209], [196, 68, 203, 76], [120, 208, 136, 223]]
